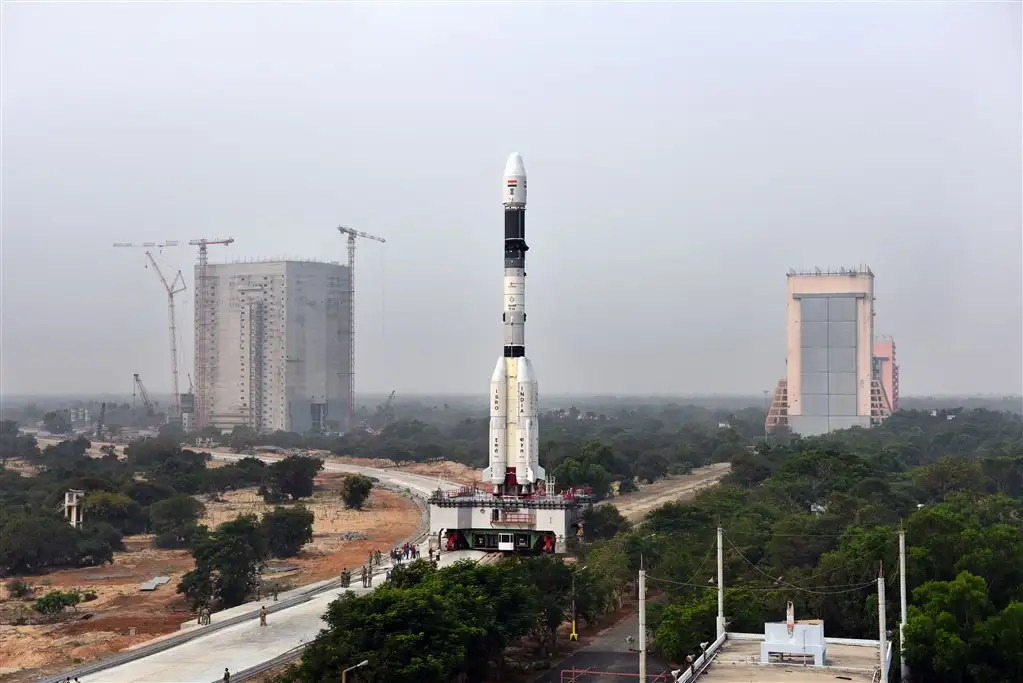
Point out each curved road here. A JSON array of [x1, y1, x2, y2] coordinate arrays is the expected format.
[[66, 455, 482, 683]]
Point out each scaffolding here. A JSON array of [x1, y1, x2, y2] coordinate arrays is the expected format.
[[764, 378, 789, 433], [248, 299, 266, 432]]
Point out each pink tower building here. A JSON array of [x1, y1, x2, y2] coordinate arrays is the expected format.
[[765, 266, 897, 436]]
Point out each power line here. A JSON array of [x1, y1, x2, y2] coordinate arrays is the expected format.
[[645, 573, 877, 596]]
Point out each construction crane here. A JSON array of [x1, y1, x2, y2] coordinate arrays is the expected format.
[[145, 252, 187, 420], [113, 241, 182, 249], [114, 242, 187, 420], [189, 237, 235, 429], [381, 390, 396, 426], [95, 402, 106, 441], [337, 226, 386, 432], [133, 373, 155, 417]]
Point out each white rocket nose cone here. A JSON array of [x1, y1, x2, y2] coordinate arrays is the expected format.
[[504, 152, 526, 177]]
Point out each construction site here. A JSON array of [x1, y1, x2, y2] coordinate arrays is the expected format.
[[111, 226, 387, 436]]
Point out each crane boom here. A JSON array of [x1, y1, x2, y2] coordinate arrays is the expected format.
[[113, 241, 182, 248], [133, 373, 155, 416], [337, 225, 387, 432]]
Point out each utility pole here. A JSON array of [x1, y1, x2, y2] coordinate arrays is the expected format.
[[570, 566, 586, 641], [638, 562, 647, 683], [188, 237, 236, 429], [878, 563, 888, 683], [716, 525, 726, 638], [336, 226, 386, 432], [899, 525, 909, 682]]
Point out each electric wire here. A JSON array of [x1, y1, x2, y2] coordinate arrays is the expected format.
[[720, 531, 887, 593], [644, 573, 878, 595]]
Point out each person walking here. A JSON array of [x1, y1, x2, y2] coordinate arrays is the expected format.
[[223, 667, 231, 683], [259, 606, 268, 627], [273, 583, 279, 602]]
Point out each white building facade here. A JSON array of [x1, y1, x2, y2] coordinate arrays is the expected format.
[[196, 260, 350, 433]]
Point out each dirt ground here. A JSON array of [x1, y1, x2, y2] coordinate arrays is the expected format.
[[325, 454, 481, 486], [606, 462, 732, 522], [0, 474, 418, 680]]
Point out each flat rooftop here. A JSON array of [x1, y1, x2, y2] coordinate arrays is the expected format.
[[699, 639, 880, 683]]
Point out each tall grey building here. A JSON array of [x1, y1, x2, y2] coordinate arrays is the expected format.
[[195, 260, 350, 433]]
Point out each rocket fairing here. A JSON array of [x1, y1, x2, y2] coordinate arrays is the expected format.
[[483, 153, 546, 497]]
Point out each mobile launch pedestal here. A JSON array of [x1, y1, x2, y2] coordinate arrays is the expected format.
[[429, 484, 591, 554], [428, 153, 591, 555]]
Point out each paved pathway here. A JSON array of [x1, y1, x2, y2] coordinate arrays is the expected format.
[[534, 612, 676, 683], [71, 459, 471, 683]]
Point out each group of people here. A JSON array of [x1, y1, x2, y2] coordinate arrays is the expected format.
[[391, 542, 421, 564], [337, 544, 442, 589], [196, 605, 212, 625], [339, 565, 373, 588]]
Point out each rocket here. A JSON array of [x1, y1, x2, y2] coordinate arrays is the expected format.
[[483, 153, 546, 496]]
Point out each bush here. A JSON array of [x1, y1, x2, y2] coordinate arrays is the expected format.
[[32, 589, 82, 618], [261, 506, 315, 558], [6, 579, 32, 599], [340, 475, 374, 510]]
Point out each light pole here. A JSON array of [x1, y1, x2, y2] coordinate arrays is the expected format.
[[570, 565, 587, 641], [341, 659, 369, 683]]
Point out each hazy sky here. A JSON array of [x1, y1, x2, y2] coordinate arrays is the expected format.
[[2, 2, 1020, 397]]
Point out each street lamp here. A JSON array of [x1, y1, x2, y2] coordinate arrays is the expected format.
[[341, 659, 369, 683], [570, 565, 587, 641]]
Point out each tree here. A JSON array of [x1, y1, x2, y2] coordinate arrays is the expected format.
[[583, 505, 632, 541], [0, 514, 96, 575], [178, 515, 267, 608], [290, 586, 471, 683], [42, 411, 72, 435], [260, 456, 323, 503], [150, 494, 206, 549], [340, 474, 374, 510], [261, 506, 314, 558], [82, 491, 147, 535]]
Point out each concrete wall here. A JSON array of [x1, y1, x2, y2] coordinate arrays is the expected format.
[[786, 272, 874, 436], [284, 262, 350, 433], [198, 261, 350, 433]]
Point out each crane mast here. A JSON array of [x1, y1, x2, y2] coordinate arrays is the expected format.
[[113, 242, 186, 422], [337, 226, 386, 432], [188, 237, 236, 429], [143, 252, 187, 419]]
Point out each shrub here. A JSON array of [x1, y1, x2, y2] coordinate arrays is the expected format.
[[32, 589, 82, 618], [6, 579, 32, 599]]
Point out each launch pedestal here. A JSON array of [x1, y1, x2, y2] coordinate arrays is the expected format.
[[428, 486, 592, 555]]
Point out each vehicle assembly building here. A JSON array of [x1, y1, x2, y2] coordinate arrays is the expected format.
[[429, 153, 591, 554], [765, 266, 898, 436], [194, 259, 351, 434]]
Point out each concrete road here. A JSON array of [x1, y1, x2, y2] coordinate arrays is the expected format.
[[534, 613, 676, 683], [79, 549, 485, 683]]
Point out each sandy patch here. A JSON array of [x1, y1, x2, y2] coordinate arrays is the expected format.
[[604, 463, 731, 522], [0, 474, 420, 679]]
